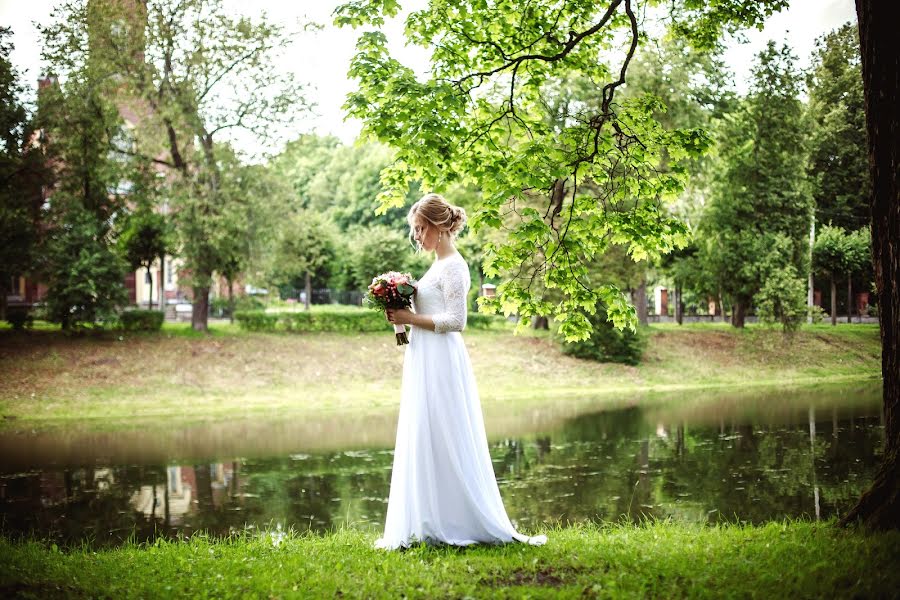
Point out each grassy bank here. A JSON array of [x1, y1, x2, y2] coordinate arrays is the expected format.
[[2, 521, 898, 598], [0, 322, 881, 430]]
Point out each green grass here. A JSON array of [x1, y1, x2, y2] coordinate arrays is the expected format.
[[0, 323, 882, 431], [2, 521, 898, 598]]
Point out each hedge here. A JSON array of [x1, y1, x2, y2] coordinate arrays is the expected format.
[[120, 310, 165, 332], [234, 309, 507, 333]]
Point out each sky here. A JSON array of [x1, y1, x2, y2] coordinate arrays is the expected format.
[[1, 0, 857, 157]]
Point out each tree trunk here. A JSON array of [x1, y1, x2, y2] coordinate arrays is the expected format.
[[191, 284, 210, 332], [732, 300, 746, 328], [635, 276, 648, 326], [146, 266, 153, 310], [847, 276, 853, 323], [159, 255, 165, 316], [840, 0, 900, 530], [228, 276, 235, 324], [831, 276, 837, 326], [305, 270, 311, 311], [675, 284, 683, 325]]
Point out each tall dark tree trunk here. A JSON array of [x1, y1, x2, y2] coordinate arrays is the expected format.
[[675, 283, 683, 325], [732, 300, 746, 328], [831, 276, 838, 326], [305, 270, 311, 311], [635, 276, 648, 326], [146, 266, 154, 310], [227, 276, 235, 324], [159, 255, 165, 316], [192, 284, 210, 332], [847, 276, 853, 323], [840, 0, 900, 530]]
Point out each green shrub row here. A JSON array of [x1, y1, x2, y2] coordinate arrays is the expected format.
[[120, 310, 165, 331], [3, 306, 33, 330], [234, 309, 507, 333]]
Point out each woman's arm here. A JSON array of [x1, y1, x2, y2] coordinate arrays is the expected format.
[[386, 308, 436, 331], [387, 260, 470, 332]]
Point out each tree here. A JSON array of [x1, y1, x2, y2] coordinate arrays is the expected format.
[[807, 23, 870, 232], [0, 28, 44, 322], [271, 211, 336, 311], [42, 206, 128, 330], [43, 0, 310, 331], [813, 225, 850, 325], [119, 206, 169, 310], [844, 227, 872, 322], [837, 1, 900, 530], [35, 58, 131, 329], [703, 42, 813, 329], [336, 0, 789, 341], [342, 224, 430, 293]]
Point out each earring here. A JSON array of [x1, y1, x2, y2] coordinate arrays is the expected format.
[[439, 231, 443, 244]]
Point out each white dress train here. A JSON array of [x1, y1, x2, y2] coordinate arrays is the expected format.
[[375, 251, 547, 550]]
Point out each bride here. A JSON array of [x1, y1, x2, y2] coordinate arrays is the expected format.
[[378, 193, 547, 550]]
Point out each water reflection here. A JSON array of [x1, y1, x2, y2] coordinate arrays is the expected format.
[[0, 382, 883, 547]]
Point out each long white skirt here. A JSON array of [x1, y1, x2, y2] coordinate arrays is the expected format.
[[375, 326, 546, 549]]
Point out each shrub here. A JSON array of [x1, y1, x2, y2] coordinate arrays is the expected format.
[[807, 305, 827, 324], [5, 306, 33, 330], [235, 296, 265, 312], [559, 304, 645, 365], [120, 310, 165, 331], [467, 313, 507, 329], [233, 310, 279, 331], [234, 308, 505, 333]]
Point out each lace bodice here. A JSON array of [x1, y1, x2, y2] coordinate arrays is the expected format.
[[412, 252, 470, 334]]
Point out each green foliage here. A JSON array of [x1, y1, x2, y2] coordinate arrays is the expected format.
[[341, 224, 429, 291], [4, 306, 33, 330], [701, 42, 813, 326], [336, 0, 786, 341], [0, 28, 44, 305], [120, 310, 164, 332], [3, 521, 899, 598], [234, 309, 390, 333], [270, 210, 337, 291], [559, 303, 646, 365], [34, 51, 131, 331], [232, 310, 280, 332], [813, 224, 850, 280], [807, 23, 869, 232], [119, 208, 169, 272], [273, 136, 416, 232], [42, 0, 310, 329], [233, 309, 503, 333], [42, 208, 128, 330]]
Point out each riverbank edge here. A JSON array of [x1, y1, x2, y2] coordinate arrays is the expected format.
[[2, 521, 898, 598], [0, 372, 882, 434]]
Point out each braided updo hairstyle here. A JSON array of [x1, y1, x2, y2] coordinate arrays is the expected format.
[[407, 193, 467, 250]]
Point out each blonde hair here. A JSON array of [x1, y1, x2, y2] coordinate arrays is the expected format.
[[407, 193, 467, 249]]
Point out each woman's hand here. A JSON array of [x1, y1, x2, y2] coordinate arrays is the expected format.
[[386, 308, 415, 325]]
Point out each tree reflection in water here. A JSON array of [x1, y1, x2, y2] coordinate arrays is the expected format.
[[0, 384, 884, 547]]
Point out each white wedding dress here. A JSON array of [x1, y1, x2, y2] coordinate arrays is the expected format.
[[375, 251, 547, 549]]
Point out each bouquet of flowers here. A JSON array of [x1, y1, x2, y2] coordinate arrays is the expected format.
[[365, 271, 418, 345]]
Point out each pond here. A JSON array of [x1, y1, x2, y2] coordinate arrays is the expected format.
[[0, 381, 883, 547]]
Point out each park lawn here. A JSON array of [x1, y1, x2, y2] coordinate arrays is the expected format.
[[0, 322, 882, 430], [2, 521, 899, 599]]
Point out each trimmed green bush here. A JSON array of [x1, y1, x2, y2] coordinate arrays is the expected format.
[[234, 309, 507, 333], [559, 304, 646, 365], [120, 310, 165, 332], [233, 311, 280, 331], [5, 306, 33, 330], [467, 312, 507, 329]]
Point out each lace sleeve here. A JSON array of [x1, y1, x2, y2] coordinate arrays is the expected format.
[[431, 258, 471, 333]]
